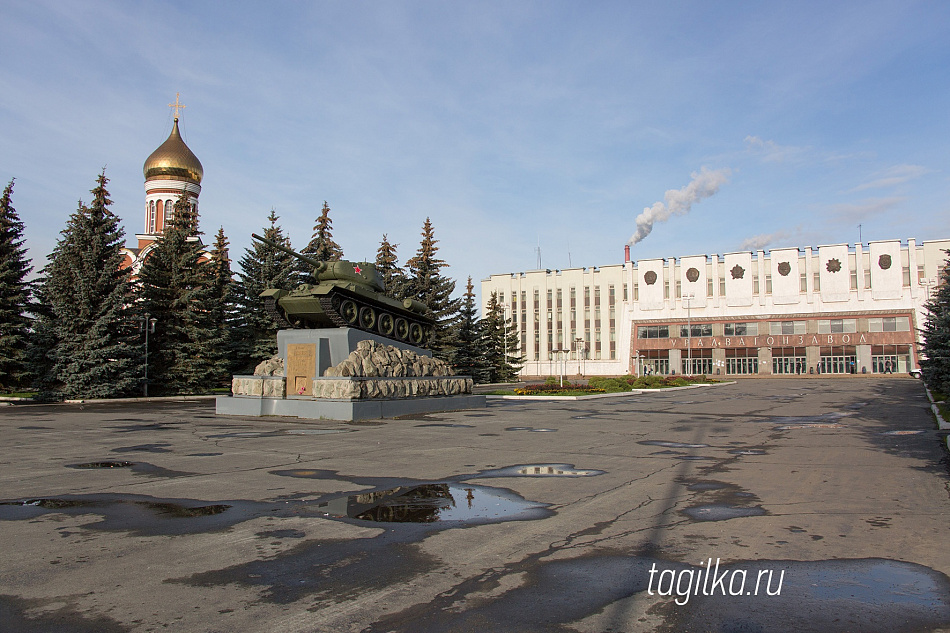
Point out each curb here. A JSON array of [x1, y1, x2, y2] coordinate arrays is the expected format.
[[924, 385, 949, 431], [64, 395, 220, 405], [486, 381, 736, 401]]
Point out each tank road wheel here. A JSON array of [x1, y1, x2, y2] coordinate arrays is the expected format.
[[340, 299, 359, 325], [394, 318, 409, 341], [409, 322, 424, 345], [359, 306, 377, 330], [378, 313, 395, 337]]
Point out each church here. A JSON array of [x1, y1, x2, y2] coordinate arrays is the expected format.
[[120, 96, 206, 274]]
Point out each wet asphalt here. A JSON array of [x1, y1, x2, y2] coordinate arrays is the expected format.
[[0, 377, 949, 632]]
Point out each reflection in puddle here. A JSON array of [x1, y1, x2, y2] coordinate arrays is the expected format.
[[414, 423, 475, 428], [72, 461, 134, 469], [728, 448, 767, 455], [682, 504, 767, 521], [478, 464, 605, 477], [505, 427, 557, 432], [318, 483, 550, 525], [881, 430, 926, 436], [640, 440, 710, 448]]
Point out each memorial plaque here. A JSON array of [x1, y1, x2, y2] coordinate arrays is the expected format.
[[287, 343, 317, 396]]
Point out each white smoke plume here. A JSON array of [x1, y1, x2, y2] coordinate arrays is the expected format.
[[628, 167, 731, 245], [739, 230, 792, 251]]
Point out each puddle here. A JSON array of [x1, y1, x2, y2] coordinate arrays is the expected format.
[[728, 448, 767, 455], [687, 481, 728, 491], [640, 440, 710, 448], [755, 412, 850, 425], [257, 529, 307, 539], [882, 430, 927, 436], [505, 427, 557, 432], [475, 464, 605, 477], [682, 504, 767, 521], [674, 455, 717, 461], [776, 423, 845, 430], [112, 443, 172, 453], [317, 483, 550, 525], [186, 452, 223, 457], [0, 494, 265, 536], [414, 423, 475, 428], [208, 429, 351, 438], [283, 429, 350, 435], [72, 461, 134, 469]]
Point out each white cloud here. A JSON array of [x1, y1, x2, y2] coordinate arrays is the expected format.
[[847, 164, 933, 192], [827, 197, 906, 223], [743, 136, 807, 163]]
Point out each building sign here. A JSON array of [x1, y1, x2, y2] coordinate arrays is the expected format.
[[634, 331, 912, 350]]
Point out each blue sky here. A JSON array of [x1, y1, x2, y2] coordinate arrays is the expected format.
[[3, 1, 949, 300]]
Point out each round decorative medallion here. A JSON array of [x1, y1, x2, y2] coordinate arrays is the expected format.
[[826, 258, 841, 273], [686, 267, 700, 282], [879, 254, 892, 270], [777, 261, 791, 277], [644, 270, 658, 285], [730, 264, 745, 280]]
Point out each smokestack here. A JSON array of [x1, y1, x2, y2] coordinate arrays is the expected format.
[[624, 244, 630, 263]]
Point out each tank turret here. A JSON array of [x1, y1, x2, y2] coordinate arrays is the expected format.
[[251, 233, 434, 346]]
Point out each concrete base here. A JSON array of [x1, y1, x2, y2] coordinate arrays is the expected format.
[[215, 394, 486, 421]]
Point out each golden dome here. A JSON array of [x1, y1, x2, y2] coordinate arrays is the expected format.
[[143, 118, 203, 184]]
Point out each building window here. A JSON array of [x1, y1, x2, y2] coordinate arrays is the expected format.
[[725, 348, 759, 375], [850, 270, 858, 290], [680, 323, 713, 337], [753, 275, 759, 294], [864, 270, 871, 289], [813, 273, 821, 291], [724, 322, 758, 336], [765, 274, 772, 294], [675, 280, 682, 298], [868, 317, 910, 332], [707, 276, 714, 297], [720, 278, 726, 296], [818, 319, 856, 334], [770, 321, 806, 335], [634, 282, 639, 301], [918, 265, 926, 283], [902, 266, 911, 287], [637, 325, 670, 339], [623, 283, 628, 301], [801, 273, 808, 292], [608, 285, 615, 306]]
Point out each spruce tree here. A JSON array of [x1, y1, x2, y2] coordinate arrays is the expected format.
[[31, 171, 138, 399], [376, 233, 407, 299], [300, 201, 343, 282], [920, 251, 950, 394], [232, 210, 299, 372], [138, 190, 225, 394], [404, 218, 460, 359], [481, 291, 523, 382], [451, 277, 489, 382], [0, 179, 33, 391], [209, 226, 237, 379]]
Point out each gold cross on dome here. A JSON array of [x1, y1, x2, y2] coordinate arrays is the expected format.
[[168, 93, 186, 120]]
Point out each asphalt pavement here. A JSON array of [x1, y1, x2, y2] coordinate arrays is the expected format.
[[1, 377, 948, 632]]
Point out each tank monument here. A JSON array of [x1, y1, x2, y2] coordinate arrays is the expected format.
[[216, 234, 485, 421]]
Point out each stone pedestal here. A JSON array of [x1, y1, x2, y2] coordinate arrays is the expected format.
[[216, 328, 486, 421]]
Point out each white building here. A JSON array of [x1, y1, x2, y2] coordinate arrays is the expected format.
[[481, 238, 950, 378]]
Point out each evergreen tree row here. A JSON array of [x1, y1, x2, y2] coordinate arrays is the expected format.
[[0, 175, 523, 397]]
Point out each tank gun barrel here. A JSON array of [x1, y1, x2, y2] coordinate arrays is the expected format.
[[251, 233, 327, 274]]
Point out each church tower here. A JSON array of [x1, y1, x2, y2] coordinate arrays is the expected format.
[[138, 94, 203, 246], [121, 94, 205, 274]]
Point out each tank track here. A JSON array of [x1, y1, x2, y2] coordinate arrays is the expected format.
[[317, 289, 433, 347], [264, 297, 292, 328]]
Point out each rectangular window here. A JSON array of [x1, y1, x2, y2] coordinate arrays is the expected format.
[[608, 285, 615, 306], [499, 292, 505, 305], [720, 279, 726, 295], [902, 266, 911, 287], [724, 322, 758, 336], [801, 273, 808, 292], [850, 270, 858, 290], [570, 287, 576, 307], [623, 283, 628, 302], [546, 289, 552, 310], [594, 286, 600, 307], [870, 317, 911, 332], [556, 289, 562, 309], [634, 282, 639, 301], [675, 280, 682, 298], [584, 287, 590, 307], [753, 275, 759, 294], [707, 276, 714, 297], [680, 323, 713, 337], [771, 321, 805, 335], [819, 319, 856, 334], [918, 265, 926, 283], [864, 269, 871, 289], [637, 325, 671, 339], [813, 273, 821, 291], [664, 281, 670, 299]]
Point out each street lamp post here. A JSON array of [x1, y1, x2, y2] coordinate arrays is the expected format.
[[498, 302, 511, 382], [141, 313, 157, 397], [685, 294, 694, 375]]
